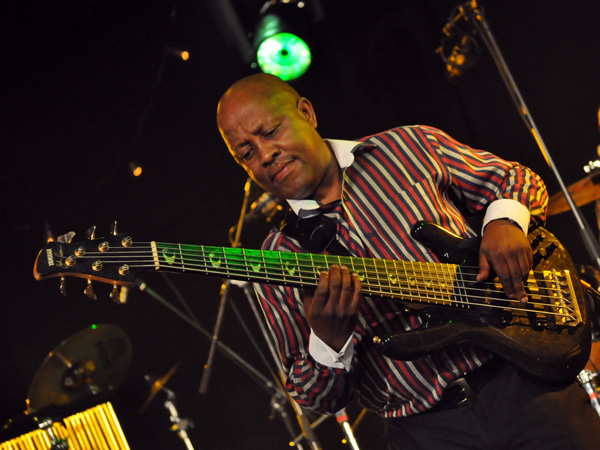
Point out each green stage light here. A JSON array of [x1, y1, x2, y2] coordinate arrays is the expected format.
[[256, 32, 311, 81], [253, 1, 313, 81]]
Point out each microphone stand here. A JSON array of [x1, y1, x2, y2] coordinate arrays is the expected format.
[[458, 0, 600, 269], [137, 278, 322, 447], [144, 177, 360, 448], [232, 281, 348, 450], [136, 280, 280, 392], [198, 177, 253, 394], [193, 177, 324, 449]]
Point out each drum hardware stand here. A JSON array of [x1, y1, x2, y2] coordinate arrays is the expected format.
[[195, 175, 321, 449], [232, 281, 361, 449], [441, 0, 600, 270], [223, 282, 321, 448], [143, 374, 195, 450], [577, 370, 600, 417], [194, 176, 362, 449], [38, 418, 69, 450], [134, 179, 323, 450], [136, 280, 313, 446]]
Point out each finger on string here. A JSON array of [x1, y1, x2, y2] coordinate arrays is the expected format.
[[337, 266, 354, 313], [349, 273, 362, 313], [327, 265, 343, 309], [494, 260, 518, 299], [310, 271, 330, 314], [476, 255, 491, 283]]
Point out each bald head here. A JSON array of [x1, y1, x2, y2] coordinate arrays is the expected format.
[[217, 73, 300, 131]]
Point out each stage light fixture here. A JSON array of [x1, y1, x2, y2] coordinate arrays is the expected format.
[[253, 1, 312, 81], [165, 47, 190, 61], [129, 161, 143, 177]]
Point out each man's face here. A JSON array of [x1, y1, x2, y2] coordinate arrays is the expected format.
[[218, 89, 334, 201]]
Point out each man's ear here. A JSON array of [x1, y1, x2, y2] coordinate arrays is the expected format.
[[297, 97, 318, 128]]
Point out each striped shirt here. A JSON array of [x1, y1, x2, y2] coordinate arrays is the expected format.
[[254, 125, 548, 418]]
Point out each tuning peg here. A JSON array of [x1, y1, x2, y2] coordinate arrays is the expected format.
[[110, 284, 119, 302], [84, 279, 97, 300], [57, 231, 76, 244], [86, 225, 97, 240], [110, 221, 118, 236], [109, 285, 129, 304], [60, 277, 67, 297]]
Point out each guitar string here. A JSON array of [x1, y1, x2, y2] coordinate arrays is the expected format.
[[84, 244, 568, 278], [76, 245, 571, 302], [72, 246, 577, 321], [73, 260, 576, 321], [91, 258, 577, 321]]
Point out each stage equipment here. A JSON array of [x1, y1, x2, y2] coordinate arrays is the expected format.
[[577, 369, 600, 417], [1, 325, 132, 449], [578, 268, 600, 418], [141, 364, 195, 450], [232, 279, 362, 450], [253, 1, 313, 81], [26, 324, 132, 414], [548, 162, 600, 215], [0, 402, 130, 450], [197, 177, 359, 449], [436, 5, 480, 80], [438, 0, 600, 270], [208, 0, 323, 81], [129, 161, 143, 177]]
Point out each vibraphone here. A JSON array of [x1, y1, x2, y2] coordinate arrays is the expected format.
[[0, 402, 129, 450]]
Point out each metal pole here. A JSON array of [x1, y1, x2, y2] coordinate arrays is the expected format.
[[464, 0, 600, 269]]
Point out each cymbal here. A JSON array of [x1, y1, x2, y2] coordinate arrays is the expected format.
[[139, 361, 180, 415], [547, 172, 600, 216], [26, 324, 132, 413]]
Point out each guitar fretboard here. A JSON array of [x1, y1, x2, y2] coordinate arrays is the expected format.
[[149, 242, 462, 306]]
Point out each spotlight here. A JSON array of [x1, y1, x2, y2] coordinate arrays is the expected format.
[[253, 0, 312, 81], [129, 161, 143, 177], [165, 47, 190, 61]]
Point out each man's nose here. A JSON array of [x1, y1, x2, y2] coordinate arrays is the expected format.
[[259, 144, 280, 166]]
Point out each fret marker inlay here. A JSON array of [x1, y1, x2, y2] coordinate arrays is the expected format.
[[162, 249, 176, 265], [209, 253, 222, 268]]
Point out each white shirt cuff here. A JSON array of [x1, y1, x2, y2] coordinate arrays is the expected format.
[[482, 198, 530, 235], [308, 332, 354, 372]]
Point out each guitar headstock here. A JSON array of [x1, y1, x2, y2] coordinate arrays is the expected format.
[[34, 225, 144, 302]]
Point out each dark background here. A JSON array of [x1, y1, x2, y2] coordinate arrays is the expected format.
[[2, 1, 600, 448]]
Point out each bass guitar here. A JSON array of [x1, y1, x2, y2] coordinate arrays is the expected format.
[[33, 221, 591, 383]]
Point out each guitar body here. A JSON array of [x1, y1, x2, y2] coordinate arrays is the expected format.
[[376, 221, 592, 383]]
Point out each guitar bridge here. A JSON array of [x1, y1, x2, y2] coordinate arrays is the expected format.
[[530, 269, 582, 328]]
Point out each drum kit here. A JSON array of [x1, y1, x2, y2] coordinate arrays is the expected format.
[[0, 323, 204, 450], [0, 325, 135, 449]]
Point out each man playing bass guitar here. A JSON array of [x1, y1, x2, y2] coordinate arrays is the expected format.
[[216, 73, 600, 449]]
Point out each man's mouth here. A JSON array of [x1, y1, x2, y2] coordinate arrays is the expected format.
[[271, 160, 294, 183]]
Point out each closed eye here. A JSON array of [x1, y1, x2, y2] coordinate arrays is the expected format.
[[241, 147, 254, 161], [264, 125, 278, 138]]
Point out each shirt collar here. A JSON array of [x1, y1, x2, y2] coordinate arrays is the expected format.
[[286, 139, 361, 216]]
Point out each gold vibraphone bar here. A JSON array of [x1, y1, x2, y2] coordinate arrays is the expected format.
[[0, 402, 130, 450]]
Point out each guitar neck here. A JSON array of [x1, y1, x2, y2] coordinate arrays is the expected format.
[[32, 225, 584, 332], [148, 242, 458, 305]]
